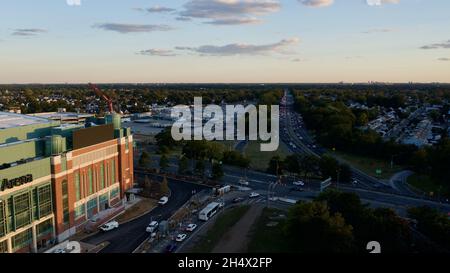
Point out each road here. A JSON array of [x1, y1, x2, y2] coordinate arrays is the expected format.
[[82, 174, 207, 253], [281, 90, 393, 191], [390, 170, 416, 196]]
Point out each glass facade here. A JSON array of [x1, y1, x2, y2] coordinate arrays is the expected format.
[[0, 240, 7, 253], [0, 201, 5, 237], [100, 163, 105, 190], [13, 193, 31, 229], [36, 218, 53, 237], [110, 187, 119, 200], [62, 180, 69, 225], [111, 159, 115, 184], [86, 198, 97, 219], [75, 172, 81, 201], [88, 168, 93, 195], [12, 228, 32, 251], [99, 193, 109, 211], [38, 185, 52, 218], [74, 204, 85, 219]]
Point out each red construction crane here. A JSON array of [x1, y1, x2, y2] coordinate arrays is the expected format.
[[88, 83, 114, 113]]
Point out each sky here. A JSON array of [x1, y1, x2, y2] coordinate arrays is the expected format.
[[0, 0, 449, 83]]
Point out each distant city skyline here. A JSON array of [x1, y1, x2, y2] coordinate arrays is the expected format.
[[0, 0, 449, 83]]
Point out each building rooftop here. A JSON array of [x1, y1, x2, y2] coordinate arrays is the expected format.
[[0, 111, 52, 130], [30, 112, 94, 121]]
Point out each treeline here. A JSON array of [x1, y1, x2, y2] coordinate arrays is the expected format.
[[281, 191, 414, 253], [267, 154, 352, 183], [0, 84, 281, 114]]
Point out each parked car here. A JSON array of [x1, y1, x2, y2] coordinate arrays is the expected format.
[[158, 196, 169, 205], [175, 234, 187, 242], [146, 221, 159, 233], [293, 181, 305, 186], [165, 244, 177, 253], [99, 221, 119, 232], [249, 192, 260, 198], [186, 224, 197, 232]]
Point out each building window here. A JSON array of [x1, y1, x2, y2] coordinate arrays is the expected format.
[[0, 240, 7, 253], [111, 160, 116, 184], [13, 193, 31, 229], [110, 187, 119, 200], [75, 172, 81, 201], [38, 185, 52, 218], [100, 163, 105, 190], [36, 219, 53, 237], [0, 201, 5, 237], [12, 228, 32, 251], [74, 204, 85, 219], [62, 180, 69, 224], [88, 168, 93, 195], [86, 198, 97, 219], [99, 193, 109, 211]]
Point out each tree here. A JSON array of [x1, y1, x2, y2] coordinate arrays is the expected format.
[[206, 142, 224, 162], [408, 206, 450, 249], [178, 156, 189, 174], [195, 160, 206, 177], [160, 176, 170, 195], [319, 155, 339, 180], [139, 151, 150, 167], [284, 155, 299, 174], [267, 156, 283, 175], [211, 163, 224, 180], [318, 190, 412, 252], [283, 202, 355, 253], [155, 128, 178, 149], [159, 154, 169, 172], [222, 151, 250, 168], [338, 164, 352, 184]]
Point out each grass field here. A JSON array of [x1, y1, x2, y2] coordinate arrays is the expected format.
[[190, 205, 250, 253], [329, 151, 403, 180], [247, 208, 288, 253], [244, 141, 292, 172], [407, 174, 448, 196]]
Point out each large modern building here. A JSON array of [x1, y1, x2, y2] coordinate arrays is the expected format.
[[0, 112, 133, 253]]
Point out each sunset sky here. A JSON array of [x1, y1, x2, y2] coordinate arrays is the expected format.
[[0, 0, 449, 83]]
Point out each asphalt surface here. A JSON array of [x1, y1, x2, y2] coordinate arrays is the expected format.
[[82, 174, 207, 253]]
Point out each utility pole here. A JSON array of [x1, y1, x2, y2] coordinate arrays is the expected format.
[[336, 168, 340, 191]]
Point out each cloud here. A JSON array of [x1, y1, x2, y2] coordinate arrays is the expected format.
[[176, 38, 300, 56], [11, 28, 47, 36], [420, 40, 450, 50], [147, 6, 176, 13], [179, 0, 280, 25], [366, 0, 400, 6], [66, 0, 81, 6], [437, 57, 450, 62], [204, 17, 262, 25], [176, 16, 193, 22], [93, 23, 174, 34], [298, 0, 334, 7], [138, 49, 177, 57], [362, 28, 394, 34]]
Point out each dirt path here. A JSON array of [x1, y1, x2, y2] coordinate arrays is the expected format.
[[211, 204, 264, 253]]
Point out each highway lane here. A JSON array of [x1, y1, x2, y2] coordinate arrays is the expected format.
[[82, 175, 207, 253], [281, 90, 399, 192]]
